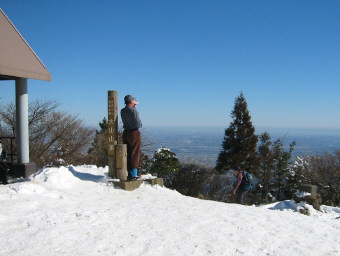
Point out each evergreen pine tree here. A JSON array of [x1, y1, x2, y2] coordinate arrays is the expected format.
[[88, 117, 108, 167], [216, 92, 259, 172], [257, 132, 276, 203], [272, 138, 296, 200], [256, 133, 296, 203], [285, 156, 307, 200]]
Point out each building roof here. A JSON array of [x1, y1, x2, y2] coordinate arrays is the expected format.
[[0, 8, 51, 81]]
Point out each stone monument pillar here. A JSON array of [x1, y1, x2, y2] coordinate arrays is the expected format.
[[108, 91, 118, 178], [294, 184, 322, 212]]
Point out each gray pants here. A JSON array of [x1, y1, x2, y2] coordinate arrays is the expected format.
[[236, 187, 248, 205]]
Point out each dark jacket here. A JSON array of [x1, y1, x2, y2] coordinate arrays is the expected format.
[[121, 105, 142, 130]]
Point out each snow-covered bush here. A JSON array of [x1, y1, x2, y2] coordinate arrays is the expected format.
[[149, 148, 180, 178]]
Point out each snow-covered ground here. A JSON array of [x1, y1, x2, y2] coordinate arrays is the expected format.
[[0, 165, 339, 256]]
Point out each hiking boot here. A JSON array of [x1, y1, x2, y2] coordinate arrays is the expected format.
[[131, 168, 138, 177]]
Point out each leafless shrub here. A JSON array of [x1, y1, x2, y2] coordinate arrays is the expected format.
[[301, 152, 340, 206], [169, 162, 233, 201], [0, 100, 94, 167]]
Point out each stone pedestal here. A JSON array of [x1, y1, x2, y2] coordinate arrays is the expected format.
[[146, 178, 163, 186], [112, 178, 164, 191], [113, 180, 143, 191], [11, 162, 36, 178], [299, 184, 317, 199]]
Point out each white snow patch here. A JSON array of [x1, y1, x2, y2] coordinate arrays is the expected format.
[[156, 147, 171, 153], [140, 173, 157, 180], [31, 167, 81, 189], [0, 165, 339, 256], [295, 190, 312, 198]]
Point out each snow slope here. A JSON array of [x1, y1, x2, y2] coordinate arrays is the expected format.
[[0, 165, 339, 256]]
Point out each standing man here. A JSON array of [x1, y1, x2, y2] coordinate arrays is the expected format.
[[233, 167, 249, 204], [121, 95, 142, 180]]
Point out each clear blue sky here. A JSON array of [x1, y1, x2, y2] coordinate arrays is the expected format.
[[1, 1, 340, 131]]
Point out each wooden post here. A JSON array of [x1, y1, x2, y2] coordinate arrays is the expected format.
[[115, 144, 127, 181], [108, 91, 118, 178]]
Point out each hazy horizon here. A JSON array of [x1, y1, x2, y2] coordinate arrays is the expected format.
[[142, 125, 340, 136], [137, 125, 340, 166]]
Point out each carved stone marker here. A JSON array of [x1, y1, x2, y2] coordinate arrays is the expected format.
[[106, 90, 163, 189], [115, 144, 127, 181], [108, 91, 118, 178], [294, 184, 322, 212]]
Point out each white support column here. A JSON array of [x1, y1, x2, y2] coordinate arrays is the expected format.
[[15, 78, 29, 164]]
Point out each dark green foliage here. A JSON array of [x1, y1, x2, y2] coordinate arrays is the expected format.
[[285, 156, 307, 200], [216, 92, 259, 172], [257, 132, 275, 203], [171, 163, 209, 197], [88, 118, 109, 167], [272, 138, 296, 200], [255, 133, 296, 203], [149, 148, 180, 178], [214, 92, 300, 204], [98, 117, 108, 132], [139, 152, 152, 173]]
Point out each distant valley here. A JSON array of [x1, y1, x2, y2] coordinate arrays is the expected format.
[[142, 126, 340, 167]]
